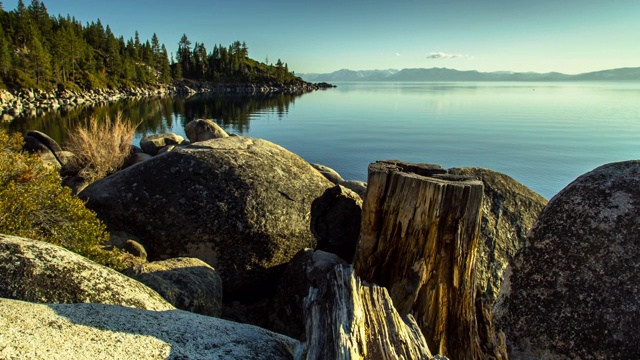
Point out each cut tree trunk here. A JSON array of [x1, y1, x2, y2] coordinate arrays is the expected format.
[[302, 264, 435, 360], [353, 160, 505, 359]]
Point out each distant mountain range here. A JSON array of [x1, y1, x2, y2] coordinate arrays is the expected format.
[[299, 67, 640, 82]]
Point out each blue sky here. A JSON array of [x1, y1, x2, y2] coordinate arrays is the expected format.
[[4, 0, 639, 74]]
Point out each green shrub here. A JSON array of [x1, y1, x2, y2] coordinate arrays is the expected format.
[[0, 129, 125, 270]]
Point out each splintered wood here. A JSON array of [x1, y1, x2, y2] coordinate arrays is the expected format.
[[353, 161, 486, 360]]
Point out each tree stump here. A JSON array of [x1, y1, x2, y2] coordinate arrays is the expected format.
[[302, 265, 434, 360], [353, 160, 491, 359]]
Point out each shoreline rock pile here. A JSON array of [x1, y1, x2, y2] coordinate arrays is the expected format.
[[0, 80, 333, 121]]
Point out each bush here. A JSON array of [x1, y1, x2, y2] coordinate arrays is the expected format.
[[65, 113, 138, 184], [0, 129, 124, 270]]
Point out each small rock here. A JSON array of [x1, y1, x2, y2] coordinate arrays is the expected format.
[[339, 179, 367, 199], [125, 257, 223, 317], [139, 132, 184, 155], [184, 119, 229, 143], [311, 163, 344, 184], [123, 240, 147, 261]]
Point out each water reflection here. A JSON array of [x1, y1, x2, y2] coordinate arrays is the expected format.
[[1, 92, 302, 145]]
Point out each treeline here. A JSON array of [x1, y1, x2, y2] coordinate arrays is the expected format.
[[0, 0, 301, 91], [175, 35, 299, 84]]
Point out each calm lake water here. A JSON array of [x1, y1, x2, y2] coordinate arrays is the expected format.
[[4, 82, 640, 199]]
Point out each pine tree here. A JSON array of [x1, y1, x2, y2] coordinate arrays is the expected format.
[[0, 25, 11, 77]]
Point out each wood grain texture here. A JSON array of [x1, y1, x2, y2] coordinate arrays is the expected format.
[[303, 265, 434, 360], [353, 161, 501, 359]]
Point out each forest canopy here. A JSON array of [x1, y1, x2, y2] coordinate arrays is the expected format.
[[0, 0, 301, 91]]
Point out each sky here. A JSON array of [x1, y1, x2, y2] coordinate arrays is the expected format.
[[3, 0, 640, 75]]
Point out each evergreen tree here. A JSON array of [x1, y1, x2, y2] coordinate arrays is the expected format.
[[27, 25, 51, 86], [0, 25, 11, 77], [177, 33, 191, 77]]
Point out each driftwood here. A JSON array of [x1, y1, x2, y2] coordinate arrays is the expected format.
[[353, 161, 504, 359], [302, 265, 435, 360]]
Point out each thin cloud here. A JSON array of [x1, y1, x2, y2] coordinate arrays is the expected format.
[[427, 52, 473, 60], [395, 52, 401, 57]]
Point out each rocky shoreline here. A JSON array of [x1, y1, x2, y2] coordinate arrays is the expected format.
[[4, 119, 640, 359], [0, 80, 334, 121]]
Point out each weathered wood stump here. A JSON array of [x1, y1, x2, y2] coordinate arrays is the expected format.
[[353, 160, 497, 359], [303, 265, 434, 360]]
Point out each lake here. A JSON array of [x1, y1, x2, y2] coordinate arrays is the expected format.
[[4, 82, 640, 199]]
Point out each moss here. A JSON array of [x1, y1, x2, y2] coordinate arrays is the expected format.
[[0, 129, 125, 270]]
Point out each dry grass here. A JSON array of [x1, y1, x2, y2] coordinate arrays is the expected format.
[[65, 113, 138, 183]]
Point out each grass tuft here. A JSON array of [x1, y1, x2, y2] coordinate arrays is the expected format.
[[65, 113, 138, 183]]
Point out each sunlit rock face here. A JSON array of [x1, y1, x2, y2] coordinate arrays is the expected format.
[[495, 161, 640, 360], [0, 234, 174, 311], [0, 298, 299, 360], [80, 136, 333, 300]]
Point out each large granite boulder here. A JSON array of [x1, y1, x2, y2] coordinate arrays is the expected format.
[[310, 185, 362, 262], [79, 136, 333, 298], [0, 234, 174, 311], [495, 161, 640, 359], [448, 167, 547, 303], [185, 119, 229, 142], [125, 257, 223, 317], [0, 298, 298, 360]]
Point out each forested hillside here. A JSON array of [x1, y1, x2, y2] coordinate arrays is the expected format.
[[0, 0, 300, 91]]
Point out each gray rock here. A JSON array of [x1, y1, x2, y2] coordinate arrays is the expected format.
[[26, 130, 63, 154], [61, 175, 90, 195], [22, 135, 62, 171], [0, 298, 299, 360], [339, 179, 367, 199], [310, 185, 362, 262], [157, 144, 178, 154], [185, 119, 229, 143], [125, 257, 223, 317], [79, 136, 333, 298], [311, 163, 344, 184], [448, 167, 547, 304], [0, 234, 174, 311], [123, 152, 153, 168], [123, 239, 147, 261], [139, 132, 184, 155], [494, 160, 640, 360], [270, 249, 348, 340], [23, 134, 52, 154]]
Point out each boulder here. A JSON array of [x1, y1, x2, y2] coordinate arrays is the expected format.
[[310, 185, 362, 262], [311, 163, 344, 184], [448, 167, 547, 304], [270, 249, 348, 340], [339, 179, 367, 199], [79, 136, 333, 298], [494, 161, 640, 360], [123, 239, 147, 261], [185, 119, 229, 143], [139, 132, 184, 155], [123, 152, 153, 168], [125, 257, 223, 317], [26, 130, 63, 154], [0, 234, 174, 311], [0, 298, 299, 360]]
